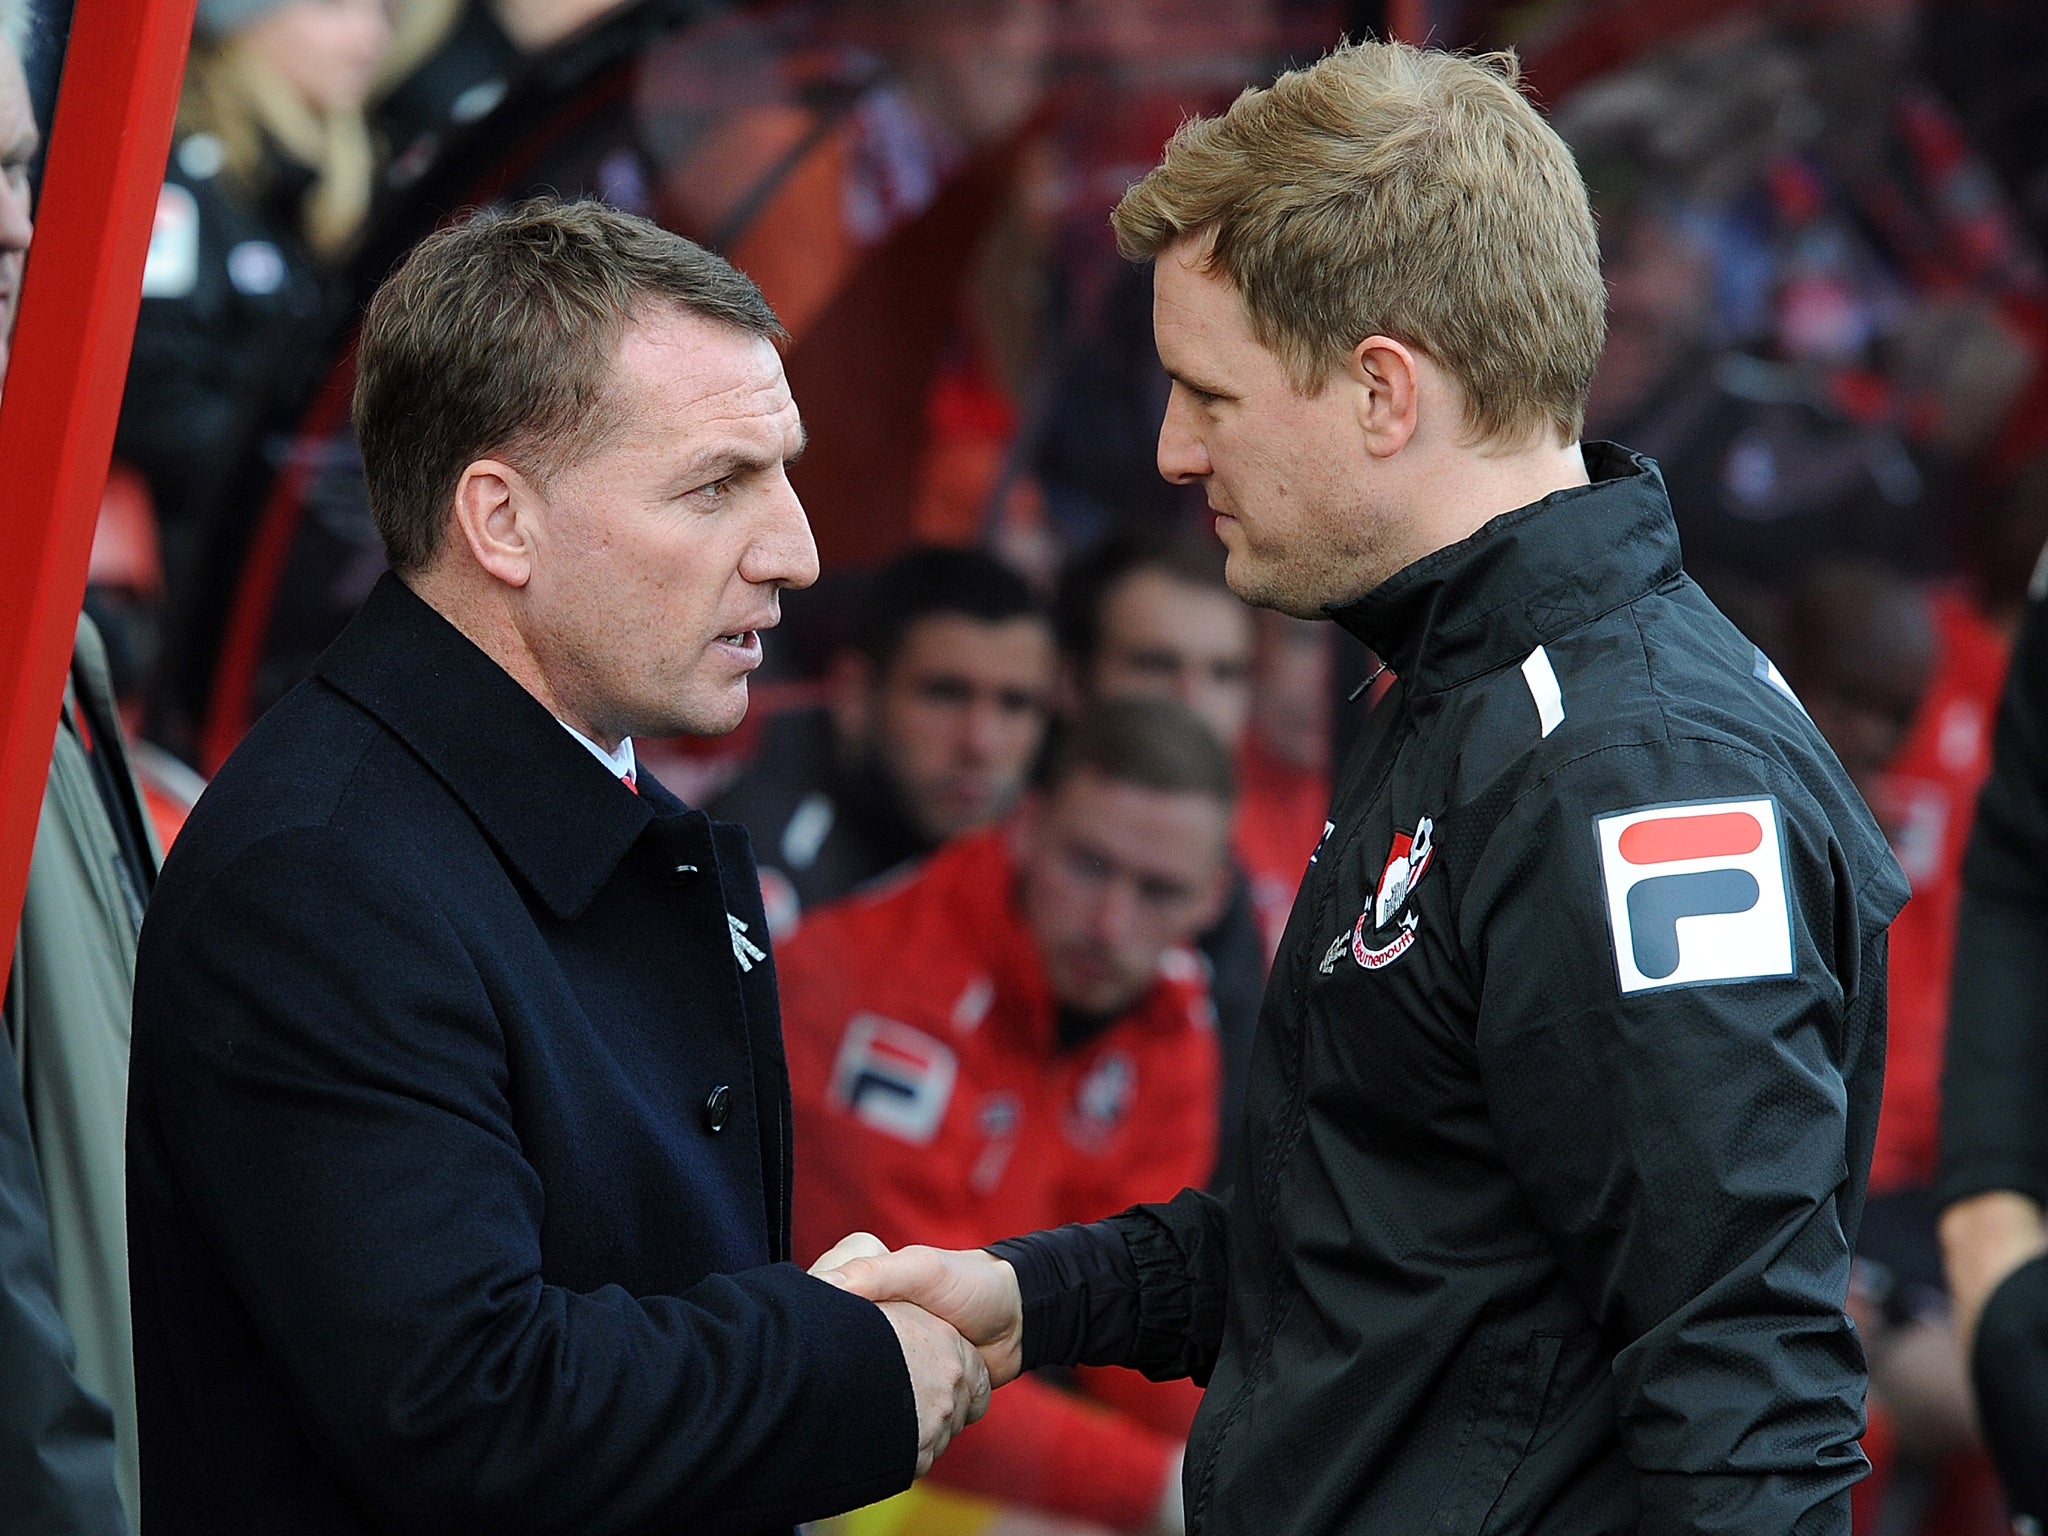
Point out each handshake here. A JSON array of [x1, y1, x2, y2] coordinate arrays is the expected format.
[[806, 1233, 1026, 1476]]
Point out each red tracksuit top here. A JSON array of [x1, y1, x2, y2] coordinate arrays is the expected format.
[[780, 827, 1218, 1529], [1870, 589, 2010, 1192]]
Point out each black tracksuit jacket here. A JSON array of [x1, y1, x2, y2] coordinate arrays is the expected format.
[[1939, 583, 2048, 1521], [994, 444, 1907, 1535]]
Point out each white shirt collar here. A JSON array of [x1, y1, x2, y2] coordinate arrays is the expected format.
[[558, 720, 637, 785]]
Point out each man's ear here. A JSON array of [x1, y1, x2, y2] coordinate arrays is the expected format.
[[1348, 335, 1422, 460], [828, 651, 874, 745], [451, 459, 540, 589]]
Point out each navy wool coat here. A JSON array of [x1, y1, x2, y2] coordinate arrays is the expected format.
[[128, 574, 918, 1535]]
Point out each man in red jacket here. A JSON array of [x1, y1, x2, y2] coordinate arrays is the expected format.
[[783, 697, 1233, 1534]]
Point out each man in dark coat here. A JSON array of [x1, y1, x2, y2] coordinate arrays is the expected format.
[[126, 198, 986, 1536], [817, 40, 1905, 1536]]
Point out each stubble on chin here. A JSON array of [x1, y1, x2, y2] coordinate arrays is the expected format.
[[1222, 545, 1346, 621]]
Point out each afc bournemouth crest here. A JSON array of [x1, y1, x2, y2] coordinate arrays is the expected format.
[[1326, 815, 1435, 972]]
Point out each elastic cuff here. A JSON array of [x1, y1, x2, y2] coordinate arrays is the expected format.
[[988, 1222, 1138, 1372], [1107, 1206, 1224, 1384]]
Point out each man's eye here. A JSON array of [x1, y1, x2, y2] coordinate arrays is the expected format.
[[691, 477, 733, 500]]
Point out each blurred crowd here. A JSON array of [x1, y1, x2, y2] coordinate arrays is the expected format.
[[7, 0, 2048, 1532]]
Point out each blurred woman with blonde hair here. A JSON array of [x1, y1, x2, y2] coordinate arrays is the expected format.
[[115, 0, 389, 573]]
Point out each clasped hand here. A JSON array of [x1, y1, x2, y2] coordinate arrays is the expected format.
[[807, 1233, 1026, 1475]]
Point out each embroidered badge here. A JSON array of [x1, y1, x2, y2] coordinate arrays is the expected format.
[[1594, 798, 1794, 994], [727, 912, 767, 973], [1372, 816, 1433, 929], [1064, 1050, 1137, 1151], [1341, 816, 1434, 971]]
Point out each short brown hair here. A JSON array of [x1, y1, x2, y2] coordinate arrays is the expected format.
[[1054, 529, 1229, 673], [354, 197, 785, 573], [1112, 39, 1604, 448], [1044, 697, 1235, 807]]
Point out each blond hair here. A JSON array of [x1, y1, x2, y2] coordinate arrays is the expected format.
[[179, 35, 375, 257], [1112, 39, 1605, 449]]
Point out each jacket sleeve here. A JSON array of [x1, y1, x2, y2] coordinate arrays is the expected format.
[[137, 826, 917, 1536], [1464, 747, 1893, 1536], [1940, 594, 2048, 1208], [0, 1036, 128, 1536], [992, 1186, 1231, 1386]]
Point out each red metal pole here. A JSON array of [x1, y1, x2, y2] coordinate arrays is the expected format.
[[0, 0, 197, 979]]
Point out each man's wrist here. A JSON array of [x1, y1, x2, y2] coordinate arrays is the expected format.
[[987, 1221, 1137, 1372]]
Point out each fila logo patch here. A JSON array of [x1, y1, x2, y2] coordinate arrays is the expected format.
[[1595, 798, 1794, 995], [829, 1013, 957, 1145]]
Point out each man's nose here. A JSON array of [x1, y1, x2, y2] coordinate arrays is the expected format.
[[1089, 877, 1141, 949], [0, 175, 35, 256], [744, 481, 819, 591], [959, 696, 1007, 764], [1156, 387, 1211, 485]]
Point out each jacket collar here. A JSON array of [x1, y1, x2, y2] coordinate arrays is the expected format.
[[1326, 443, 1681, 697], [314, 573, 661, 920]]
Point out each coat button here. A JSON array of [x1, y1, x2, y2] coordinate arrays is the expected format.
[[704, 1085, 733, 1133], [670, 863, 698, 885]]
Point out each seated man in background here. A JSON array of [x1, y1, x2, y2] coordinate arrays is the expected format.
[[1773, 561, 2004, 1518], [712, 544, 1054, 935], [1237, 607, 1332, 963], [1054, 533, 1272, 1187], [782, 698, 1231, 1535]]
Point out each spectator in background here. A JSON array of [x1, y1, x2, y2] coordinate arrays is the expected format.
[[783, 699, 1229, 1535], [1057, 531, 1254, 749], [1773, 562, 1978, 1495], [1238, 607, 1331, 963], [116, 0, 388, 576], [1939, 579, 2048, 1526], [1054, 531, 1266, 1187], [710, 545, 1054, 936], [373, 0, 626, 186], [1, 2, 149, 1527]]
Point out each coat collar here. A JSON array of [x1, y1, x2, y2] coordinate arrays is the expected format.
[[314, 573, 663, 920], [1326, 443, 1682, 697]]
